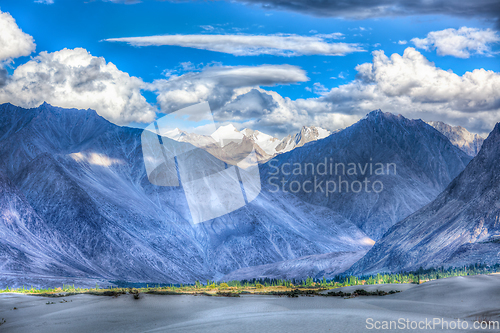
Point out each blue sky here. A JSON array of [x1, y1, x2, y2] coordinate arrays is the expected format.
[[0, 0, 499, 137]]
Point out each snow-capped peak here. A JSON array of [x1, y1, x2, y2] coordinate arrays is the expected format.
[[161, 128, 185, 141], [241, 128, 281, 155], [211, 124, 244, 147]]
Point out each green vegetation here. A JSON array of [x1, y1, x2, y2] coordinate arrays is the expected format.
[[1, 264, 498, 297]]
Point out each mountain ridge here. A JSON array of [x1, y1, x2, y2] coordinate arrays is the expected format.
[[0, 102, 370, 284], [259, 109, 473, 240], [348, 122, 500, 275]]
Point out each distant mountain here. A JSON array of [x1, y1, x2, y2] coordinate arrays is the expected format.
[[348, 123, 500, 275], [0, 102, 370, 284], [159, 124, 331, 163], [260, 110, 473, 240], [274, 126, 332, 154], [241, 128, 281, 155], [211, 124, 245, 147], [427, 121, 484, 156]]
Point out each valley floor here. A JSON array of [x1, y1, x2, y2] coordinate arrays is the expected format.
[[0, 274, 499, 333]]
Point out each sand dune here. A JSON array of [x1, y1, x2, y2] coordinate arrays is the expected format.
[[0, 274, 498, 332]]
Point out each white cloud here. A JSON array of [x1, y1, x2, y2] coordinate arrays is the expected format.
[[150, 48, 500, 136], [1, 7, 498, 137], [314, 33, 344, 39], [210, 47, 500, 136], [411, 27, 500, 58], [318, 47, 500, 135], [151, 64, 308, 114], [0, 48, 156, 124], [312, 82, 328, 94], [236, 90, 361, 138], [35, 0, 54, 4], [105, 34, 364, 56], [148, 61, 360, 137], [398, 40, 407, 45], [200, 25, 214, 31], [0, 10, 36, 63]]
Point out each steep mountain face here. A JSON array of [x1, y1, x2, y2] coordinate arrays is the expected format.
[[0, 103, 371, 284], [261, 111, 473, 240], [0, 170, 85, 277], [0, 103, 211, 282], [427, 121, 484, 156], [0, 103, 478, 283], [348, 123, 500, 275]]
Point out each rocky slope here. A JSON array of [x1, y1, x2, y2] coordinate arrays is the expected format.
[[0, 103, 478, 284], [427, 121, 484, 156], [0, 102, 370, 284], [260, 110, 473, 240], [348, 123, 500, 275]]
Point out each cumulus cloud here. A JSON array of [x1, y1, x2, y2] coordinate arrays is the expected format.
[[0, 48, 156, 124], [201, 47, 500, 136], [0, 10, 36, 63], [149, 48, 500, 136], [411, 27, 500, 58], [151, 64, 308, 114], [232, 88, 361, 138], [317, 47, 500, 135], [34, 0, 54, 4], [105, 34, 364, 56], [217, 89, 279, 120], [0, 68, 8, 88]]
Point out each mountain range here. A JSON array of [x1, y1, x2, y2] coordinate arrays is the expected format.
[[0, 102, 496, 285], [161, 123, 331, 163], [260, 110, 472, 240], [348, 122, 500, 275], [0, 102, 366, 284]]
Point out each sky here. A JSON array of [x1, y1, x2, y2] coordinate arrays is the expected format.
[[0, 0, 499, 138]]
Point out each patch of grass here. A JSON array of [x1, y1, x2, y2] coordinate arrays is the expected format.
[[215, 291, 239, 297]]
